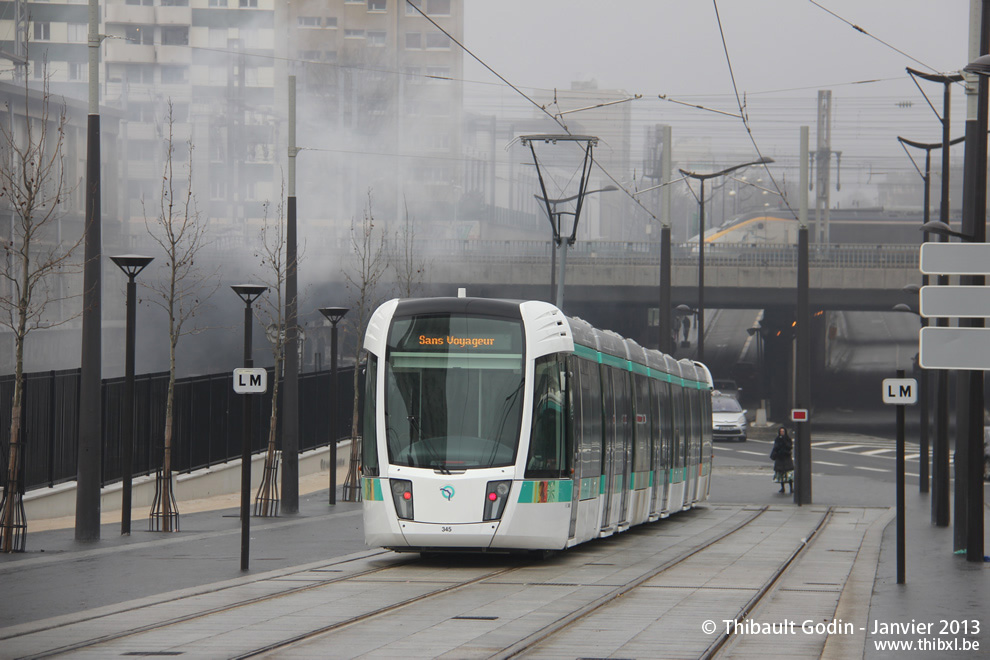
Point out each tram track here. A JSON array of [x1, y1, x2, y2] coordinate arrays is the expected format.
[[8, 504, 794, 659], [489, 505, 832, 660], [488, 505, 771, 660], [242, 505, 771, 660], [7, 550, 410, 659], [702, 506, 833, 659]]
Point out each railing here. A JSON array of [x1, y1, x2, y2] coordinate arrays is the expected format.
[[0, 365, 358, 494], [416, 240, 920, 270], [109, 234, 920, 273]]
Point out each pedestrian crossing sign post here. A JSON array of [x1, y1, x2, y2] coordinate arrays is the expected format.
[[882, 378, 917, 405]]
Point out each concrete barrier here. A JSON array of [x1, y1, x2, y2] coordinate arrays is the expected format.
[[22, 440, 354, 521]]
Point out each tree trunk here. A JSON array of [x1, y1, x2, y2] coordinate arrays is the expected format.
[[255, 368, 280, 516]]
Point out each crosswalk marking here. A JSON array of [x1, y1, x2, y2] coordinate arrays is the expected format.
[[860, 448, 894, 456], [855, 466, 889, 473]]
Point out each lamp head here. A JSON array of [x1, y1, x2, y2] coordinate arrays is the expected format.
[[231, 284, 267, 304], [319, 306, 349, 325], [964, 54, 990, 77], [110, 254, 154, 278]]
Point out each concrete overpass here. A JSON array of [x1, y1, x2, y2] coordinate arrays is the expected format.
[[419, 240, 920, 312]]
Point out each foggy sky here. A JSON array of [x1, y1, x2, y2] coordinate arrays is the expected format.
[[462, 0, 974, 203]]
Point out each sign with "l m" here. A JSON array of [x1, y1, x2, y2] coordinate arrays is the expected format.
[[233, 368, 268, 394], [882, 378, 917, 405]]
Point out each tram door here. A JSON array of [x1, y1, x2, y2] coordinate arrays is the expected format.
[[566, 357, 580, 540], [652, 381, 671, 515], [670, 386, 685, 509], [683, 390, 696, 505], [614, 370, 631, 528], [600, 367, 616, 533]]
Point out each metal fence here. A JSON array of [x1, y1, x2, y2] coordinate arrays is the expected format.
[[415, 239, 921, 269], [0, 365, 358, 494]]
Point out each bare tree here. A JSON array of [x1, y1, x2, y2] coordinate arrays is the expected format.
[[391, 200, 429, 299], [142, 101, 218, 532], [252, 190, 288, 516], [0, 63, 80, 552], [341, 190, 389, 501]]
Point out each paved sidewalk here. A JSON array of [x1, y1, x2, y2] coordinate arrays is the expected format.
[[711, 434, 989, 659]]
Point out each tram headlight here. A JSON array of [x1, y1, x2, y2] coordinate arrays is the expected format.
[[390, 479, 414, 520], [483, 480, 512, 521]]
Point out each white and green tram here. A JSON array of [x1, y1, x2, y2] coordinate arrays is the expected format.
[[361, 297, 713, 553]]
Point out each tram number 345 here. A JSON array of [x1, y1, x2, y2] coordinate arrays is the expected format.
[[441, 526, 453, 532]]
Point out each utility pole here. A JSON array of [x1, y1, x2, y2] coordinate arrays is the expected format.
[[76, 0, 102, 542], [811, 90, 841, 244], [282, 76, 300, 514], [795, 126, 812, 505]]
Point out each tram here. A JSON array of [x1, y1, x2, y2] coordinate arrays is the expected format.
[[361, 297, 713, 553]]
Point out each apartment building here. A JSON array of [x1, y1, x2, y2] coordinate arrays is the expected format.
[[1, 0, 464, 245]]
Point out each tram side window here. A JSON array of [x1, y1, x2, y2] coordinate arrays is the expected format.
[[526, 355, 571, 478], [649, 379, 662, 470], [701, 390, 713, 461], [657, 380, 672, 470], [632, 373, 651, 474], [362, 354, 380, 476], [672, 385, 685, 469], [687, 387, 699, 466], [578, 357, 602, 484], [610, 367, 632, 478]]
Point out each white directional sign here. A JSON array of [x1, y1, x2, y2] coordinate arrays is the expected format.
[[920, 242, 990, 275], [882, 378, 918, 405], [233, 368, 268, 394], [920, 285, 990, 318], [919, 327, 990, 370]]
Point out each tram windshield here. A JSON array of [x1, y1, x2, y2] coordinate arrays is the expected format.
[[385, 313, 525, 471]]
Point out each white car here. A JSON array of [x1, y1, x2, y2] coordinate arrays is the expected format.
[[713, 395, 748, 442]]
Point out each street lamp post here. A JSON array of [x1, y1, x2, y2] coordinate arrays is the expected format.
[[319, 307, 348, 506], [232, 284, 266, 571], [110, 255, 153, 536], [961, 43, 989, 565], [898, 136, 964, 495], [679, 158, 773, 362], [906, 67, 964, 528]]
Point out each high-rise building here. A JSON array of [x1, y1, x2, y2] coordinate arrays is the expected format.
[[1, 0, 465, 245]]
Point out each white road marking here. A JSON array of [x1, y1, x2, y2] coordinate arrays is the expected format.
[[855, 466, 889, 473], [738, 450, 767, 457], [816, 461, 846, 467], [861, 448, 894, 456]]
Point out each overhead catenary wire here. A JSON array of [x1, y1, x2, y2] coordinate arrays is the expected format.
[[807, 0, 943, 74], [712, 0, 797, 221], [403, 0, 660, 221]]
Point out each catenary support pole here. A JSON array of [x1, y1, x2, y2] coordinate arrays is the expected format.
[[282, 76, 300, 514], [76, 0, 102, 541], [795, 125, 812, 506]]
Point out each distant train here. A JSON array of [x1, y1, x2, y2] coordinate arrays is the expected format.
[[697, 208, 948, 246], [361, 297, 714, 554]]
